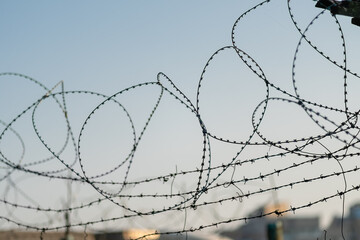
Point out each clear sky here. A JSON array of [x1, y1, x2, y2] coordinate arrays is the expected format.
[[1, 0, 360, 237]]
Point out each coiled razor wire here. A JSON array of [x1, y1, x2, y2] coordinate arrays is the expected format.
[[1, 0, 360, 239]]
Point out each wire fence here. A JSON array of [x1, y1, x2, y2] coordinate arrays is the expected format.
[[1, 0, 360, 239]]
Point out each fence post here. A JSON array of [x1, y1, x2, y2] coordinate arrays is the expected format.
[[267, 221, 283, 240]]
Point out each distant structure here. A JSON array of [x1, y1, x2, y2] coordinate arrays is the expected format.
[[2, 203, 360, 240], [94, 230, 206, 240], [326, 203, 360, 240], [95, 229, 160, 240], [0, 231, 95, 240], [221, 202, 322, 240], [221, 202, 360, 240], [0, 229, 207, 240]]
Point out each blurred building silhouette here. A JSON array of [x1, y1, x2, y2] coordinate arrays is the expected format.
[[221, 203, 322, 240], [2, 203, 360, 240], [326, 203, 360, 240], [94, 230, 207, 240], [0, 229, 208, 240], [221, 202, 360, 240], [0, 231, 95, 240]]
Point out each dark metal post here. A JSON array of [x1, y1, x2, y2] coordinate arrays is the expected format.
[[267, 221, 283, 240]]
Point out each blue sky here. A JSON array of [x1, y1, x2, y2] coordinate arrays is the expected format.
[[1, 0, 360, 235]]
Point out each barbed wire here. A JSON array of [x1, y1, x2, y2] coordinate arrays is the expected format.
[[1, 0, 360, 239]]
